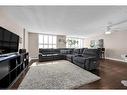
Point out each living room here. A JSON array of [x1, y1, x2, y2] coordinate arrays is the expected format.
[[0, 3, 127, 95]]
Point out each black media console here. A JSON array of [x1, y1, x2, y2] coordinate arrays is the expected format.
[[0, 52, 29, 89]]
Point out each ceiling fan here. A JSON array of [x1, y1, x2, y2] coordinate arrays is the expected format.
[[105, 26, 122, 34], [105, 20, 127, 34], [105, 25, 111, 34]]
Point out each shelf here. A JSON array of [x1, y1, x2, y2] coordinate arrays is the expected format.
[[17, 65, 22, 75], [9, 63, 22, 74], [10, 69, 17, 84], [0, 52, 29, 89], [0, 74, 10, 88], [8, 66, 28, 88]]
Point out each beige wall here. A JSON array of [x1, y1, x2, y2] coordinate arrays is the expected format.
[[85, 31, 127, 61], [28, 33, 39, 58], [57, 35, 66, 48]]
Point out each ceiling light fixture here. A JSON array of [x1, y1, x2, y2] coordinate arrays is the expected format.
[[105, 26, 111, 35], [105, 31, 111, 34]]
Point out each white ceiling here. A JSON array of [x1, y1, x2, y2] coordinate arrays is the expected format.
[[1, 6, 127, 37]]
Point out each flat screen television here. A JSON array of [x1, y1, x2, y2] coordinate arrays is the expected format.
[[0, 26, 19, 54]]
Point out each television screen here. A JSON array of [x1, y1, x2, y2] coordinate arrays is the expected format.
[[0, 27, 19, 54]]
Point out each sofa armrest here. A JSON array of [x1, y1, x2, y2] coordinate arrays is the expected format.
[[39, 53, 42, 56], [84, 57, 97, 64], [84, 57, 99, 70], [39, 53, 46, 57]]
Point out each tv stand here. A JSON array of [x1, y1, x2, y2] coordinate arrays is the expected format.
[[0, 52, 29, 89]]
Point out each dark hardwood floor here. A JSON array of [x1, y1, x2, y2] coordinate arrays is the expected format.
[[10, 59, 127, 89], [76, 59, 127, 89]]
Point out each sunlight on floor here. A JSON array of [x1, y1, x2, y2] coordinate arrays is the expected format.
[[30, 60, 67, 67]]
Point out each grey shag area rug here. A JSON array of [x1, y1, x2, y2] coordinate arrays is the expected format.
[[18, 60, 100, 89]]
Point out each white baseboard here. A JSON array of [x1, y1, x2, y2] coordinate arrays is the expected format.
[[106, 57, 126, 63]]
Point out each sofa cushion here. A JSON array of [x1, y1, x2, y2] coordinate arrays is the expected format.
[[66, 54, 72, 58], [66, 54, 76, 59], [53, 49, 60, 54], [83, 49, 96, 55], [60, 50, 71, 54], [73, 49, 80, 54], [39, 49, 53, 54]]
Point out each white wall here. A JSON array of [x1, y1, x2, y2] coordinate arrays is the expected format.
[[85, 31, 127, 61]]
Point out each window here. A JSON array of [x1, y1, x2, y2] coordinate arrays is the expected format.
[[39, 34, 57, 48], [66, 37, 84, 48]]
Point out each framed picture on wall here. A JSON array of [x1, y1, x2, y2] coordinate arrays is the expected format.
[[90, 40, 95, 48]]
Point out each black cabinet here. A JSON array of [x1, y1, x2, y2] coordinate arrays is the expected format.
[[0, 74, 10, 89], [0, 52, 29, 89], [0, 60, 10, 80]]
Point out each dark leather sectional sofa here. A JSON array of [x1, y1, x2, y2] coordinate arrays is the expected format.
[[39, 48, 73, 62], [39, 48, 101, 70]]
